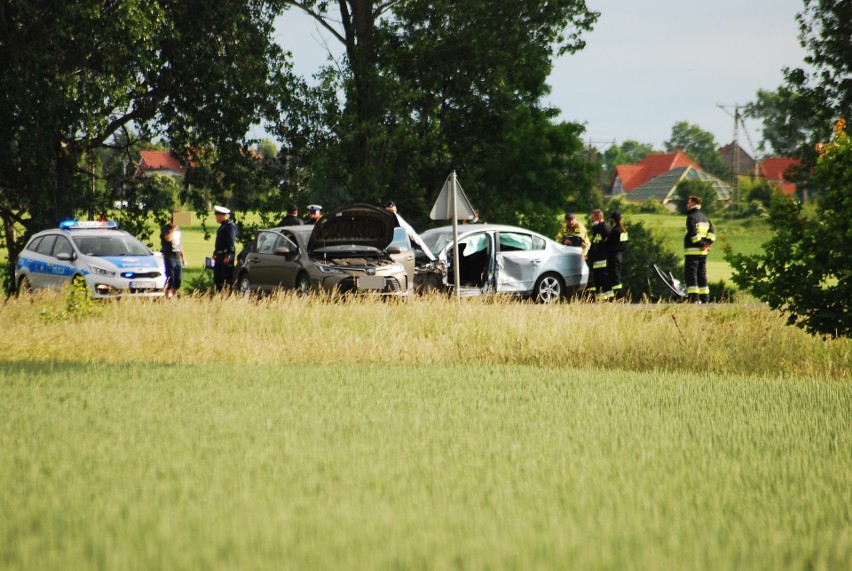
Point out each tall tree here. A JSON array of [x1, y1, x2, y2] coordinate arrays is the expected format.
[[279, 0, 599, 231], [602, 140, 659, 181], [664, 122, 730, 180], [746, 1, 851, 171], [0, 0, 293, 291], [726, 119, 850, 338], [726, 0, 850, 337]]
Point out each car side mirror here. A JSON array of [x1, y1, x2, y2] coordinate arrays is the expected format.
[[386, 246, 404, 255], [56, 252, 74, 261], [274, 246, 291, 255]]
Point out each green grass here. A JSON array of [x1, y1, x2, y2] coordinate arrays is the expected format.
[[2, 361, 850, 570], [631, 213, 772, 258]]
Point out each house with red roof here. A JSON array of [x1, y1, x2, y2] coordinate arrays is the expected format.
[[610, 152, 700, 195], [135, 150, 185, 178], [610, 151, 732, 209], [758, 158, 800, 196]]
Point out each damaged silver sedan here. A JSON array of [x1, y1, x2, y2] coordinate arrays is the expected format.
[[420, 224, 588, 303]]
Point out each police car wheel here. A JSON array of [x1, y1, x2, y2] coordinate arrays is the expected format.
[[534, 273, 563, 304], [17, 275, 31, 296], [71, 275, 89, 293], [295, 274, 311, 296]]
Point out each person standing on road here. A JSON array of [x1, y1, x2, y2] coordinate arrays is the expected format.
[[684, 195, 716, 303], [160, 214, 186, 299], [588, 209, 612, 300], [213, 205, 237, 292], [555, 211, 590, 258], [278, 204, 303, 226], [606, 211, 628, 300]]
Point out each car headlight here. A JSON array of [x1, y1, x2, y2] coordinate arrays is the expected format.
[[315, 263, 343, 274], [89, 264, 115, 277]]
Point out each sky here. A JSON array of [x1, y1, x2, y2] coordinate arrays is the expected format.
[[269, 0, 808, 155]]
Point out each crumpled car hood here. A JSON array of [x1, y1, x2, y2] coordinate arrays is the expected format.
[[308, 203, 397, 252]]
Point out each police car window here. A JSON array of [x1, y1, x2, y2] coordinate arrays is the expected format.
[[53, 237, 73, 257], [35, 235, 57, 255], [26, 236, 44, 252], [73, 235, 149, 256]]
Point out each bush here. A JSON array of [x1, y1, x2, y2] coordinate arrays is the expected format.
[[619, 220, 681, 302]]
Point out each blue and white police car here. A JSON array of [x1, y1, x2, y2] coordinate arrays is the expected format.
[[15, 220, 166, 299]]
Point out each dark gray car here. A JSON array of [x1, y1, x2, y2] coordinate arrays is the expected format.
[[236, 204, 415, 298]]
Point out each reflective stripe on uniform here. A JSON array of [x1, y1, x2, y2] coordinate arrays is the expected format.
[[592, 260, 607, 269]]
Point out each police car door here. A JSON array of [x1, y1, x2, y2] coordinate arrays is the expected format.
[[28, 235, 60, 289], [495, 231, 543, 294], [50, 236, 77, 287]]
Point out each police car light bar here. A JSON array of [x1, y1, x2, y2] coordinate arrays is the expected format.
[[60, 220, 119, 230]]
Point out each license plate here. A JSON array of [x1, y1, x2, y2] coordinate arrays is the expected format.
[[129, 280, 156, 289], [358, 275, 385, 290]]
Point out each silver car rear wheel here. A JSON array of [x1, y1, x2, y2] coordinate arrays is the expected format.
[[534, 273, 563, 304]]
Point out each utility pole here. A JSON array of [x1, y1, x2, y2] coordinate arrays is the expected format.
[[585, 138, 616, 198], [717, 103, 743, 213]]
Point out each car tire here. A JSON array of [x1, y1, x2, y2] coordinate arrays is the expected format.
[[533, 273, 564, 304], [295, 273, 311, 296], [16, 275, 31, 296], [237, 273, 253, 296]]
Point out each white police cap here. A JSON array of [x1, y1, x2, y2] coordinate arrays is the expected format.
[[214, 205, 230, 215]]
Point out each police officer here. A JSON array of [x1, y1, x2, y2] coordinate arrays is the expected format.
[[606, 211, 628, 300], [684, 195, 716, 303], [213, 205, 237, 292], [588, 209, 612, 300], [305, 204, 322, 225]]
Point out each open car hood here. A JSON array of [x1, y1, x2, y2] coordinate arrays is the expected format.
[[308, 203, 397, 252]]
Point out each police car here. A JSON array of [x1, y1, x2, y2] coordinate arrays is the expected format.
[[15, 220, 166, 299]]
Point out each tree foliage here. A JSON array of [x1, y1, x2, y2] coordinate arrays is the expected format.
[[674, 180, 720, 217], [619, 220, 681, 302], [746, 1, 851, 172], [276, 0, 600, 231], [726, 119, 850, 337], [664, 122, 730, 180], [601, 140, 658, 181], [0, 0, 292, 291], [728, 0, 851, 337]]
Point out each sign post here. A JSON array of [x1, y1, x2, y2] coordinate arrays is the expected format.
[[430, 171, 477, 308]]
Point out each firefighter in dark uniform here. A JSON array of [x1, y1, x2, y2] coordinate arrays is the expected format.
[[213, 205, 237, 292], [684, 195, 716, 303], [606, 211, 628, 300], [588, 209, 612, 300]]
